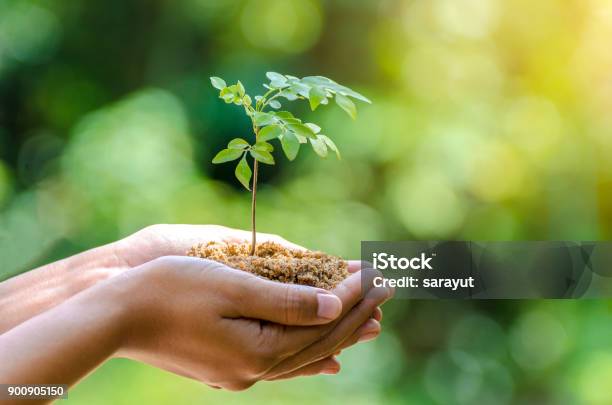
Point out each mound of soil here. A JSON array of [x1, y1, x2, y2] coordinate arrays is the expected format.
[[187, 241, 349, 290]]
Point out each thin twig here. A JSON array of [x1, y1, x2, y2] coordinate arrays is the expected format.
[[250, 159, 258, 256]]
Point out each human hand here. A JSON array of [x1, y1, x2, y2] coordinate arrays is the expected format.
[[0, 224, 344, 333], [114, 255, 391, 390], [114, 224, 305, 268], [1, 223, 387, 386], [113, 224, 385, 381]]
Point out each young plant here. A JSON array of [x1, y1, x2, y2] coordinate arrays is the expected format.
[[210, 72, 370, 255]]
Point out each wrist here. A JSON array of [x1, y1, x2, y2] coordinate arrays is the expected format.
[[0, 242, 126, 334], [0, 272, 132, 385], [75, 277, 131, 355], [79, 270, 144, 357], [104, 265, 159, 357]]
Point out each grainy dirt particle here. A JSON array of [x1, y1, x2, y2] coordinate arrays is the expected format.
[[187, 241, 349, 290]]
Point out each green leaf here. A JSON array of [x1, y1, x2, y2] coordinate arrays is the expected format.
[[302, 76, 372, 103], [210, 76, 226, 90], [279, 89, 298, 101], [335, 93, 357, 119], [254, 112, 276, 126], [304, 123, 321, 134], [270, 81, 289, 89], [237, 81, 246, 96], [308, 86, 327, 110], [235, 155, 252, 190], [301, 76, 333, 87], [212, 148, 243, 164], [288, 123, 316, 139], [250, 149, 275, 165], [253, 141, 274, 152], [258, 125, 282, 141], [269, 99, 282, 109], [271, 111, 301, 125], [220, 87, 234, 103], [228, 138, 249, 150], [243, 94, 252, 106], [270, 111, 302, 125], [280, 117, 301, 125], [310, 136, 328, 158], [266, 72, 286, 83], [336, 86, 372, 104], [318, 135, 341, 159], [280, 130, 300, 161], [290, 82, 311, 98], [267, 72, 289, 89], [274, 111, 295, 119]]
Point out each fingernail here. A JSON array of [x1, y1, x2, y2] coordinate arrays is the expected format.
[[317, 293, 342, 320], [358, 332, 379, 342]]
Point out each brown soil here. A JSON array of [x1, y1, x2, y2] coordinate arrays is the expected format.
[[187, 241, 349, 290]]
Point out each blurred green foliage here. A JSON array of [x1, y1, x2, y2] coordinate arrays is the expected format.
[[1, 0, 612, 403]]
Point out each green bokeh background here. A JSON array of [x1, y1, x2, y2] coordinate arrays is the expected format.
[[1, 0, 612, 403]]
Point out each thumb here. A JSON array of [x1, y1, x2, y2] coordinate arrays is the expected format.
[[233, 275, 343, 326]]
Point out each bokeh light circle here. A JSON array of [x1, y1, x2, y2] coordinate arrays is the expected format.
[[241, 0, 322, 53]]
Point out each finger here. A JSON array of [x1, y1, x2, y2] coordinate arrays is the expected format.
[[328, 316, 382, 356], [267, 271, 366, 353], [372, 307, 382, 322], [268, 287, 389, 378], [300, 307, 380, 355], [273, 268, 385, 352], [265, 282, 391, 378], [231, 273, 342, 325], [350, 260, 376, 273], [348, 260, 361, 273], [220, 269, 368, 369], [266, 356, 340, 381], [341, 319, 381, 349]]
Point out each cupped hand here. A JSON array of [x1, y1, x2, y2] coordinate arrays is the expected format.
[[114, 255, 391, 391], [114, 224, 304, 268], [106, 224, 387, 383]]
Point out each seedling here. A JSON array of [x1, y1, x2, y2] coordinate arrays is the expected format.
[[210, 72, 370, 255]]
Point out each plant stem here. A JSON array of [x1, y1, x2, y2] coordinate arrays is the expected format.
[[250, 159, 258, 256], [261, 88, 283, 109], [247, 88, 280, 256], [249, 117, 260, 257]]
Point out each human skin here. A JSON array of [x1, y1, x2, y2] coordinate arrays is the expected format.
[[0, 256, 391, 395], [0, 225, 388, 399], [0, 224, 381, 333]]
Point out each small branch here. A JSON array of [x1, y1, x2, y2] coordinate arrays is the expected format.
[[250, 159, 258, 256], [257, 88, 276, 110], [262, 91, 283, 109], [247, 86, 281, 255], [258, 88, 283, 111], [249, 124, 261, 256]]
